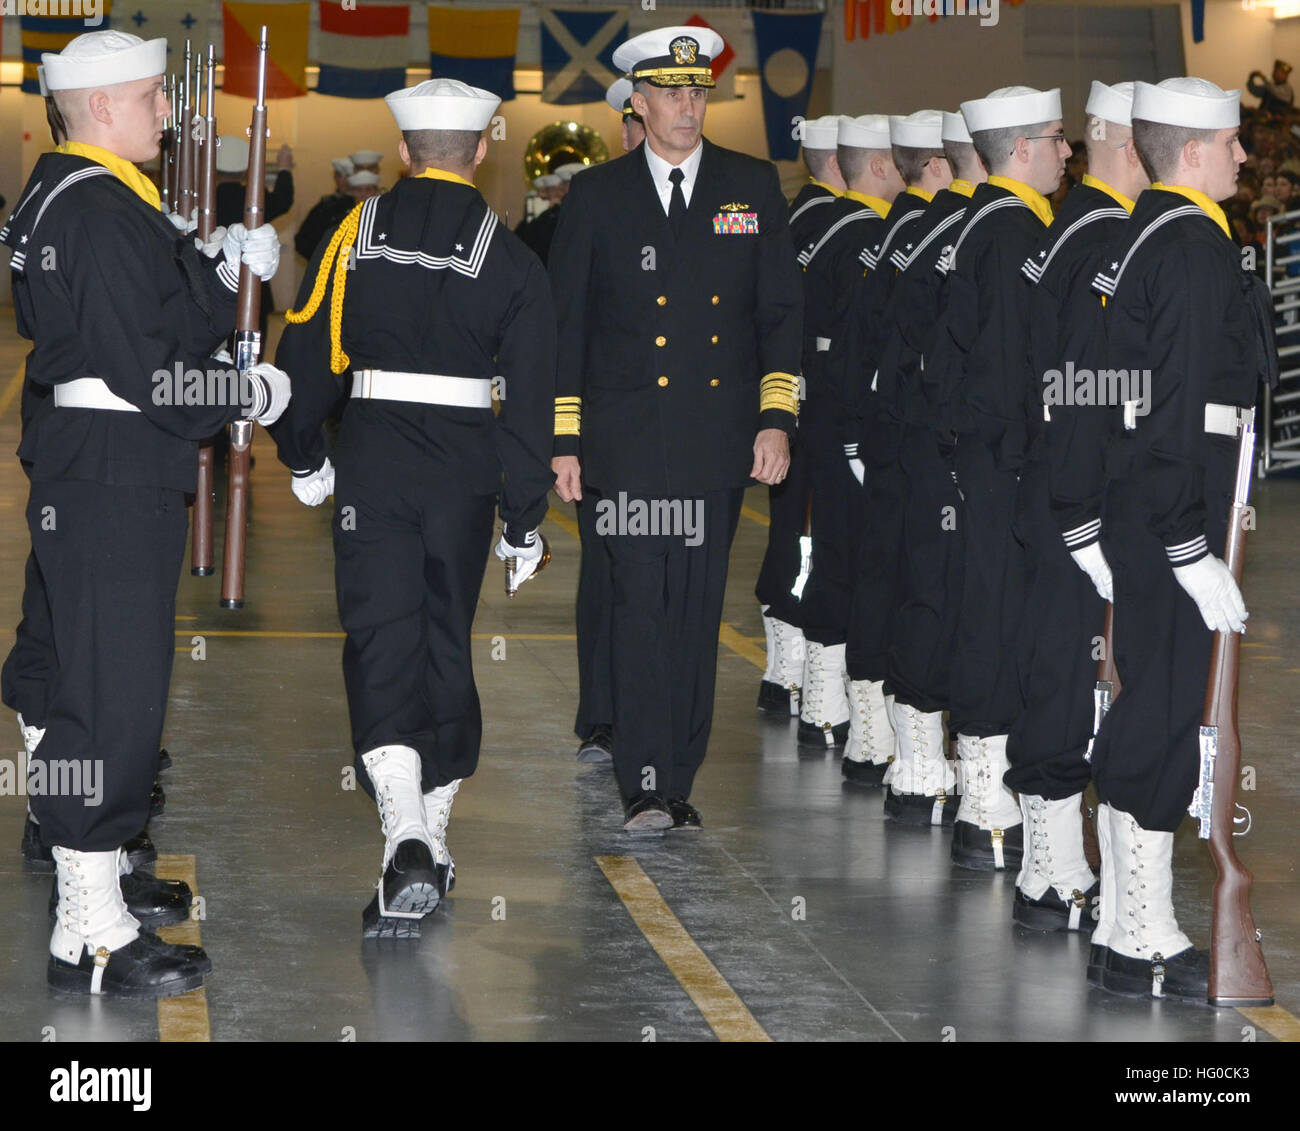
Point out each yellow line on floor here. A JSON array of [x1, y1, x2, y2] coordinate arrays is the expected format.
[[1238, 1004, 1300, 1042], [154, 853, 210, 1042], [173, 630, 578, 640], [0, 363, 24, 421], [546, 505, 580, 541], [718, 624, 766, 671], [740, 505, 770, 528], [596, 855, 771, 1043]]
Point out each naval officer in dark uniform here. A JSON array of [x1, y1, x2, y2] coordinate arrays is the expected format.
[[272, 78, 556, 936], [549, 25, 802, 832], [4, 30, 286, 997]]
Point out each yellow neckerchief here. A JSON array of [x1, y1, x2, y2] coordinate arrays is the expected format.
[[57, 140, 161, 210], [1081, 174, 1135, 215], [1150, 182, 1231, 239], [809, 177, 844, 197], [905, 185, 934, 203], [844, 189, 891, 218], [987, 174, 1054, 227], [949, 178, 976, 198], [415, 166, 475, 189]]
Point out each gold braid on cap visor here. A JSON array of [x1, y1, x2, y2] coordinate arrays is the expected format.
[[632, 67, 716, 88]]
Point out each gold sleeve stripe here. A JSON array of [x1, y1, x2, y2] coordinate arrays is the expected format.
[[555, 395, 582, 436], [759, 372, 800, 416]]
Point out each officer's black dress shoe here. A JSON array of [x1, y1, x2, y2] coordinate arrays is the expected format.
[[1086, 943, 1110, 982], [1012, 880, 1099, 933], [883, 788, 959, 827], [361, 839, 445, 939], [157, 747, 172, 772], [951, 820, 1024, 871], [150, 779, 165, 818], [842, 757, 890, 787], [22, 817, 157, 873], [667, 797, 702, 830], [47, 935, 207, 998], [48, 871, 193, 930], [796, 719, 850, 749], [1091, 945, 1209, 1002], [757, 680, 793, 716], [624, 791, 673, 834], [576, 725, 614, 764]]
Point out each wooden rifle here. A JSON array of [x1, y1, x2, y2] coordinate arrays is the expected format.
[[192, 45, 218, 577], [220, 26, 269, 609], [1188, 410, 1273, 1006]]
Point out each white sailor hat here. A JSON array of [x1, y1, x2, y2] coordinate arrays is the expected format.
[[1131, 77, 1240, 130], [347, 170, 381, 188], [606, 77, 635, 116], [961, 86, 1062, 133], [612, 26, 722, 89], [533, 173, 562, 190], [42, 30, 167, 92], [890, 110, 944, 149], [839, 114, 891, 150], [331, 157, 355, 177], [384, 78, 500, 132], [216, 134, 249, 174], [554, 162, 591, 182], [37, 64, 50, 99], [349, 148, 386, 166], [1085, 80, 1136, 128], [801, 114, 845, 151], [942, 110, 972, 144]]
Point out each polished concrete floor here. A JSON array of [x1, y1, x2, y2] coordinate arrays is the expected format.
[[0, 321, 1296, 1042]]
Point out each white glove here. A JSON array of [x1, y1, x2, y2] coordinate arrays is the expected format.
[[222, 222, 280, 282], [291, 458, 334, 507], [1173, 555, 1248, 635], [196, 225, 227, 259], [1069, 542, 1113, 603], [241, 361, 291, 427], [212, 346, 234, 365], [495, 529, 545, 589], [167, 208, 197, 234]]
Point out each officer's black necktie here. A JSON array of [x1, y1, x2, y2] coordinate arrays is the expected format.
[[668, 167, 686, 236]]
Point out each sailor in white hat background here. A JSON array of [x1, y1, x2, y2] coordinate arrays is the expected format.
[[349, 148, 384, 173], [518, 161, 594, 267], [1085, 77, 1272, 1001], [873, 110, 988, 829], [607, 76, 647, 154], [549, 25, 801, 833], [1006, 80, 1150, 936], [269, 77, 557, 938], [1, 30, 289, 997], [753, 113, 846, 723], [918, 86, 1068, 874], [794, 113, 902, 755], [296, 156, 357, 259], [837, 109, 953, 786]]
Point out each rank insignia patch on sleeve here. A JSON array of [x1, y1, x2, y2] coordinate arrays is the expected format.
[[713, 211, 759, 234]]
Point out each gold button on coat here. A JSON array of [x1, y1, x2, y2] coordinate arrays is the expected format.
[[656, 295, 667, 306], [709, 378, 720, 387], [655, 335, 666, 347], [711, 334, 719, 344], [711, 295, 719, 305], [658, 376, 669, 387]]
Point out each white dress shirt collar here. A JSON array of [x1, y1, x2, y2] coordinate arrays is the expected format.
[[643, 139, 704, 213]]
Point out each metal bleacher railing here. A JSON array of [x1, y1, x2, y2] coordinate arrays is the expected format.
[[1264, 207, 1300, 475]]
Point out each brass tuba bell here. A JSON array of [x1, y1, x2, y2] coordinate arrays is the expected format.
[[523, 120, 610, 183]]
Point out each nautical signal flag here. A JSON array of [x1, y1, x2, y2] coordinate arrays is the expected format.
[[428, 6, 520, 102], [539, 8, 625, 106], [222, 1, 309, 100], [19, 1, 114, 95], [752, 10, 823, 162], [317, 1, 410, 99]]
